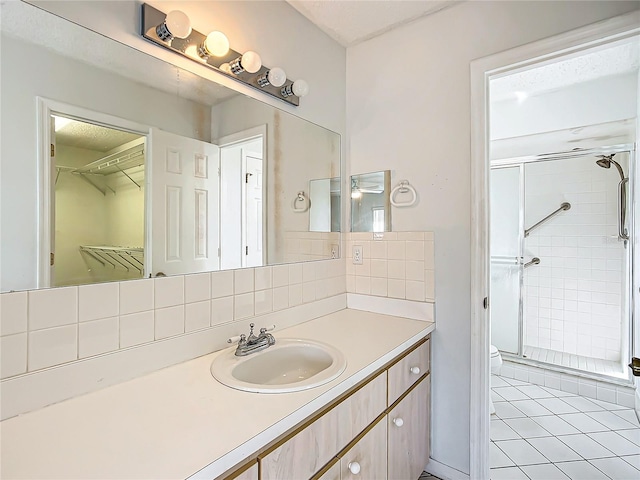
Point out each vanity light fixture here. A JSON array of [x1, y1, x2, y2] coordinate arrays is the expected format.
[[156, 10, 192, 41], [141, 3, 307, 106]]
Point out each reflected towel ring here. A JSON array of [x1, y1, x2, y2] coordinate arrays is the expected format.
[[390, 180, 417, 207], [292, 191, 310, 212]]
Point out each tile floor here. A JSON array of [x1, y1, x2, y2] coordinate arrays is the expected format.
[[491, 375, 640, 479]]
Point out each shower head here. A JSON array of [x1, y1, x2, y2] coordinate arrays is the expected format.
[[596, 154, 625, 181]]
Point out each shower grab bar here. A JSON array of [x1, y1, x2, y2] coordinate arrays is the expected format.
[[524, 257, 540, 269], [524, 202, 571, 237]]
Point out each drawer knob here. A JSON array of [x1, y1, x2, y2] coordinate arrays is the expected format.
[[393, 417, 404, 427], [410, 366, 421, 375], [348, 461, 361, 475]]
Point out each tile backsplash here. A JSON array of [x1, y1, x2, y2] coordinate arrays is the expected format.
[[345, 232, 435, 302], [0, 259, 346, 380]]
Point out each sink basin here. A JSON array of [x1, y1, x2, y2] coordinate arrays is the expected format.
[[211, 338, 347, 393]]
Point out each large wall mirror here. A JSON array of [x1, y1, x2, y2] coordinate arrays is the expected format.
[[0, 2, 341, 293]]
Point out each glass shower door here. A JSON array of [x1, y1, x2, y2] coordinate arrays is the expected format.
[[490, 166, 522, 355]]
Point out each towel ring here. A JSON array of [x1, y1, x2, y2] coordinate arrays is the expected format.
[[390, 181, 417, 207], [292, 191, 310, 212]]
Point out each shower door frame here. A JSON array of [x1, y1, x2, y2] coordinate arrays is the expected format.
[[491, 143, 636, 379]]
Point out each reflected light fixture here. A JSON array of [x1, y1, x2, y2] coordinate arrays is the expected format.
[[229, 51, 262, 74], [142, 3, 307, 106], [198, 31, 230, 58], [156, 10, 192, 41], [257, 67, 287, 88]]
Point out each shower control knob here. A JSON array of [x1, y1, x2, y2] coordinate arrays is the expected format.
[[393, 417, 404, 427], [348, 462, 361, 475], [410, 366, 420, 375]]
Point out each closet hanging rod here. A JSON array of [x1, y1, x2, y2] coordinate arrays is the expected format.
[[524, 202, 571, 237]]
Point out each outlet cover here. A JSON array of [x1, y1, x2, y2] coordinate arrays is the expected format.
[[352, 245, 363, 265]]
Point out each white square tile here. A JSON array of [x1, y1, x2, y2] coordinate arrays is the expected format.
[[520, 463, 570, 480], [29, 287, 77, 330], [531, 415, 580, 436], [589, 398, 628, 411], [387, 260, 406, 279], [211, 271, 234, 298], [303, 282, 316, 303], [517, 385, 554, 399], [78, 317, 118, 358], [405, 241, 424, 261], [315, 261, 328, 280], [355, 276, 371, 295], [586, 410, 637, 430], [405, 261, 425, 281], [370, 277, 388, 297], [622, 454, 640, 469], [185, 301, 210, 332], [154, 305, 184, 339], [234, 293, 254, 320], [490, 443, 514, 468], [503, 418, 551, 439], [562, 396, 604, 412], [617, 390, 636, 408], [424, 241, 435, 269], [185, 273, 210, 304], [494, 439, 548, 465], [492, 376, 511, 387], [120, 311, 154, 348], [302, 262, 316, 283], [327, 275, 346, 296], [315, 279, 328, 299], [559, 413, 609, 433], [272, 265, 289, 288], [555, 460, 609, 480], [495, 402, 526, 420], [490, 466, 529, 479], [28, 325, 77, 370], [289, 284, 303, 307], [617, 429, 640, 447], [154, 276, 184, 308], [289, 264, 303, 284], [578, 381, 597, 399], [387, 241, 406, 260], [612, 409, 640, 427], [491, 419, 520, 441], [272, 286, 289, 312], [370, 259, 387, 277], [425, 269, 435, 300], [0, 291, 27, 336], [255, 267, 272, 291], [370, 241, 387, 259], [557, 434, 615, 459], [397, 232, 424, 241], [0, 333, 27, 378], [588, 431, 639, 456], [79, 282, 119, 322], [120, 279, 154, 315], [589, 457, 640, 479], [406, 280, 425, 301], [211, 297, 234, 326], [494, 386, 529, 402], [234, 269, 254, 294], [254, 289, 273, 316], [535, 398, 579, 415], [387, 279, 405, 299], [527, 436, 581, 462]]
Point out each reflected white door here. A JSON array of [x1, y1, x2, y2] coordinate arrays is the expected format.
[[149, 128, 220, 276], [243, 150, 263, 267], [49, 115, 57, 286]]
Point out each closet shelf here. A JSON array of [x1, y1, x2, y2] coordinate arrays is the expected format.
[[79, 245, 144, 274]]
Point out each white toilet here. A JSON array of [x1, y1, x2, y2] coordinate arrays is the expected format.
[[490, 345, 503, 415]]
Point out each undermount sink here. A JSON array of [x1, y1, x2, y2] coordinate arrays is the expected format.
[[211, 338, 347, 393]]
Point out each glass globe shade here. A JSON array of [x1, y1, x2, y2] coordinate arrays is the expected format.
[[165, 10, 192, 39], [204, 31, 230, 57], [267, 67, 287, 87]]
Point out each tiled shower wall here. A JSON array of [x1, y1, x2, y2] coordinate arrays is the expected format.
[[0, 259, 345, 380], [523, 156, 627, 362]]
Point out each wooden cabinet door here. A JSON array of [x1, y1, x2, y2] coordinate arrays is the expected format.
[[340, 418, 387, 480], [225, 461, 258, 480], [387, 377, 430, 480]]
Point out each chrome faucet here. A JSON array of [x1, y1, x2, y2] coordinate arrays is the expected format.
[[232, 323, 276, 356]]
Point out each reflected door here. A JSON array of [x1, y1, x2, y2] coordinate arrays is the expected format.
[[149, 128, 220, 276], [490, 166, 522, 354], [243, 150, 263, 267]]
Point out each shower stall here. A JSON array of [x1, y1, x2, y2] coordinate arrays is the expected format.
[[490, 145, 635, 380]]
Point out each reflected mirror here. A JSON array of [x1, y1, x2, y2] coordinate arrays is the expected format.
[[350, 171, 391, 232], [0, 2, 341, 293], [309, 177, 341, 233]]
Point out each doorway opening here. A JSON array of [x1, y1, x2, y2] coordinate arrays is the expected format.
[[50, 114, 146, 287]]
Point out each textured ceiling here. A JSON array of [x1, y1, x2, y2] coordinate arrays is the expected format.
[[491, 37, 640, 101], [55, 118, 142, 152], [286, 0, 460, 46]]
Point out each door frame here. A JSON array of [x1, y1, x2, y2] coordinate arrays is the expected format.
[[469, 12, 640, 479], [218, 125, 267, 267], [36, 97, 150, 287]]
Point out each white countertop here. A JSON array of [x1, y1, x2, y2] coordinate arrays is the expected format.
[[0, 309, 434, 480]]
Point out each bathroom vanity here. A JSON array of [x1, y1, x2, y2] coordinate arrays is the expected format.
[[0, 309, 434, 479]]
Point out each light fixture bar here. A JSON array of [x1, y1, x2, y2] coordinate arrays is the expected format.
[[141, 3, 300, 106]]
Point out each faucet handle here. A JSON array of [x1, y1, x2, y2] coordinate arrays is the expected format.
[[259, 324, 276, 334], [249, 323, 255, 336]]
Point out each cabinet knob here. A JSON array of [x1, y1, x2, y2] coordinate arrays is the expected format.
[[393, 417, 404, 427], [348, 461, 361, 475], [410, 366, 421, 375]]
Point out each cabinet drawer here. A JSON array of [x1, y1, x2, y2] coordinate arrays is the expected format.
[[388, 377, 430, 480], [388, 338, 430, 405], [339, 418, 387, 480], [260, 372, 386, 480]]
